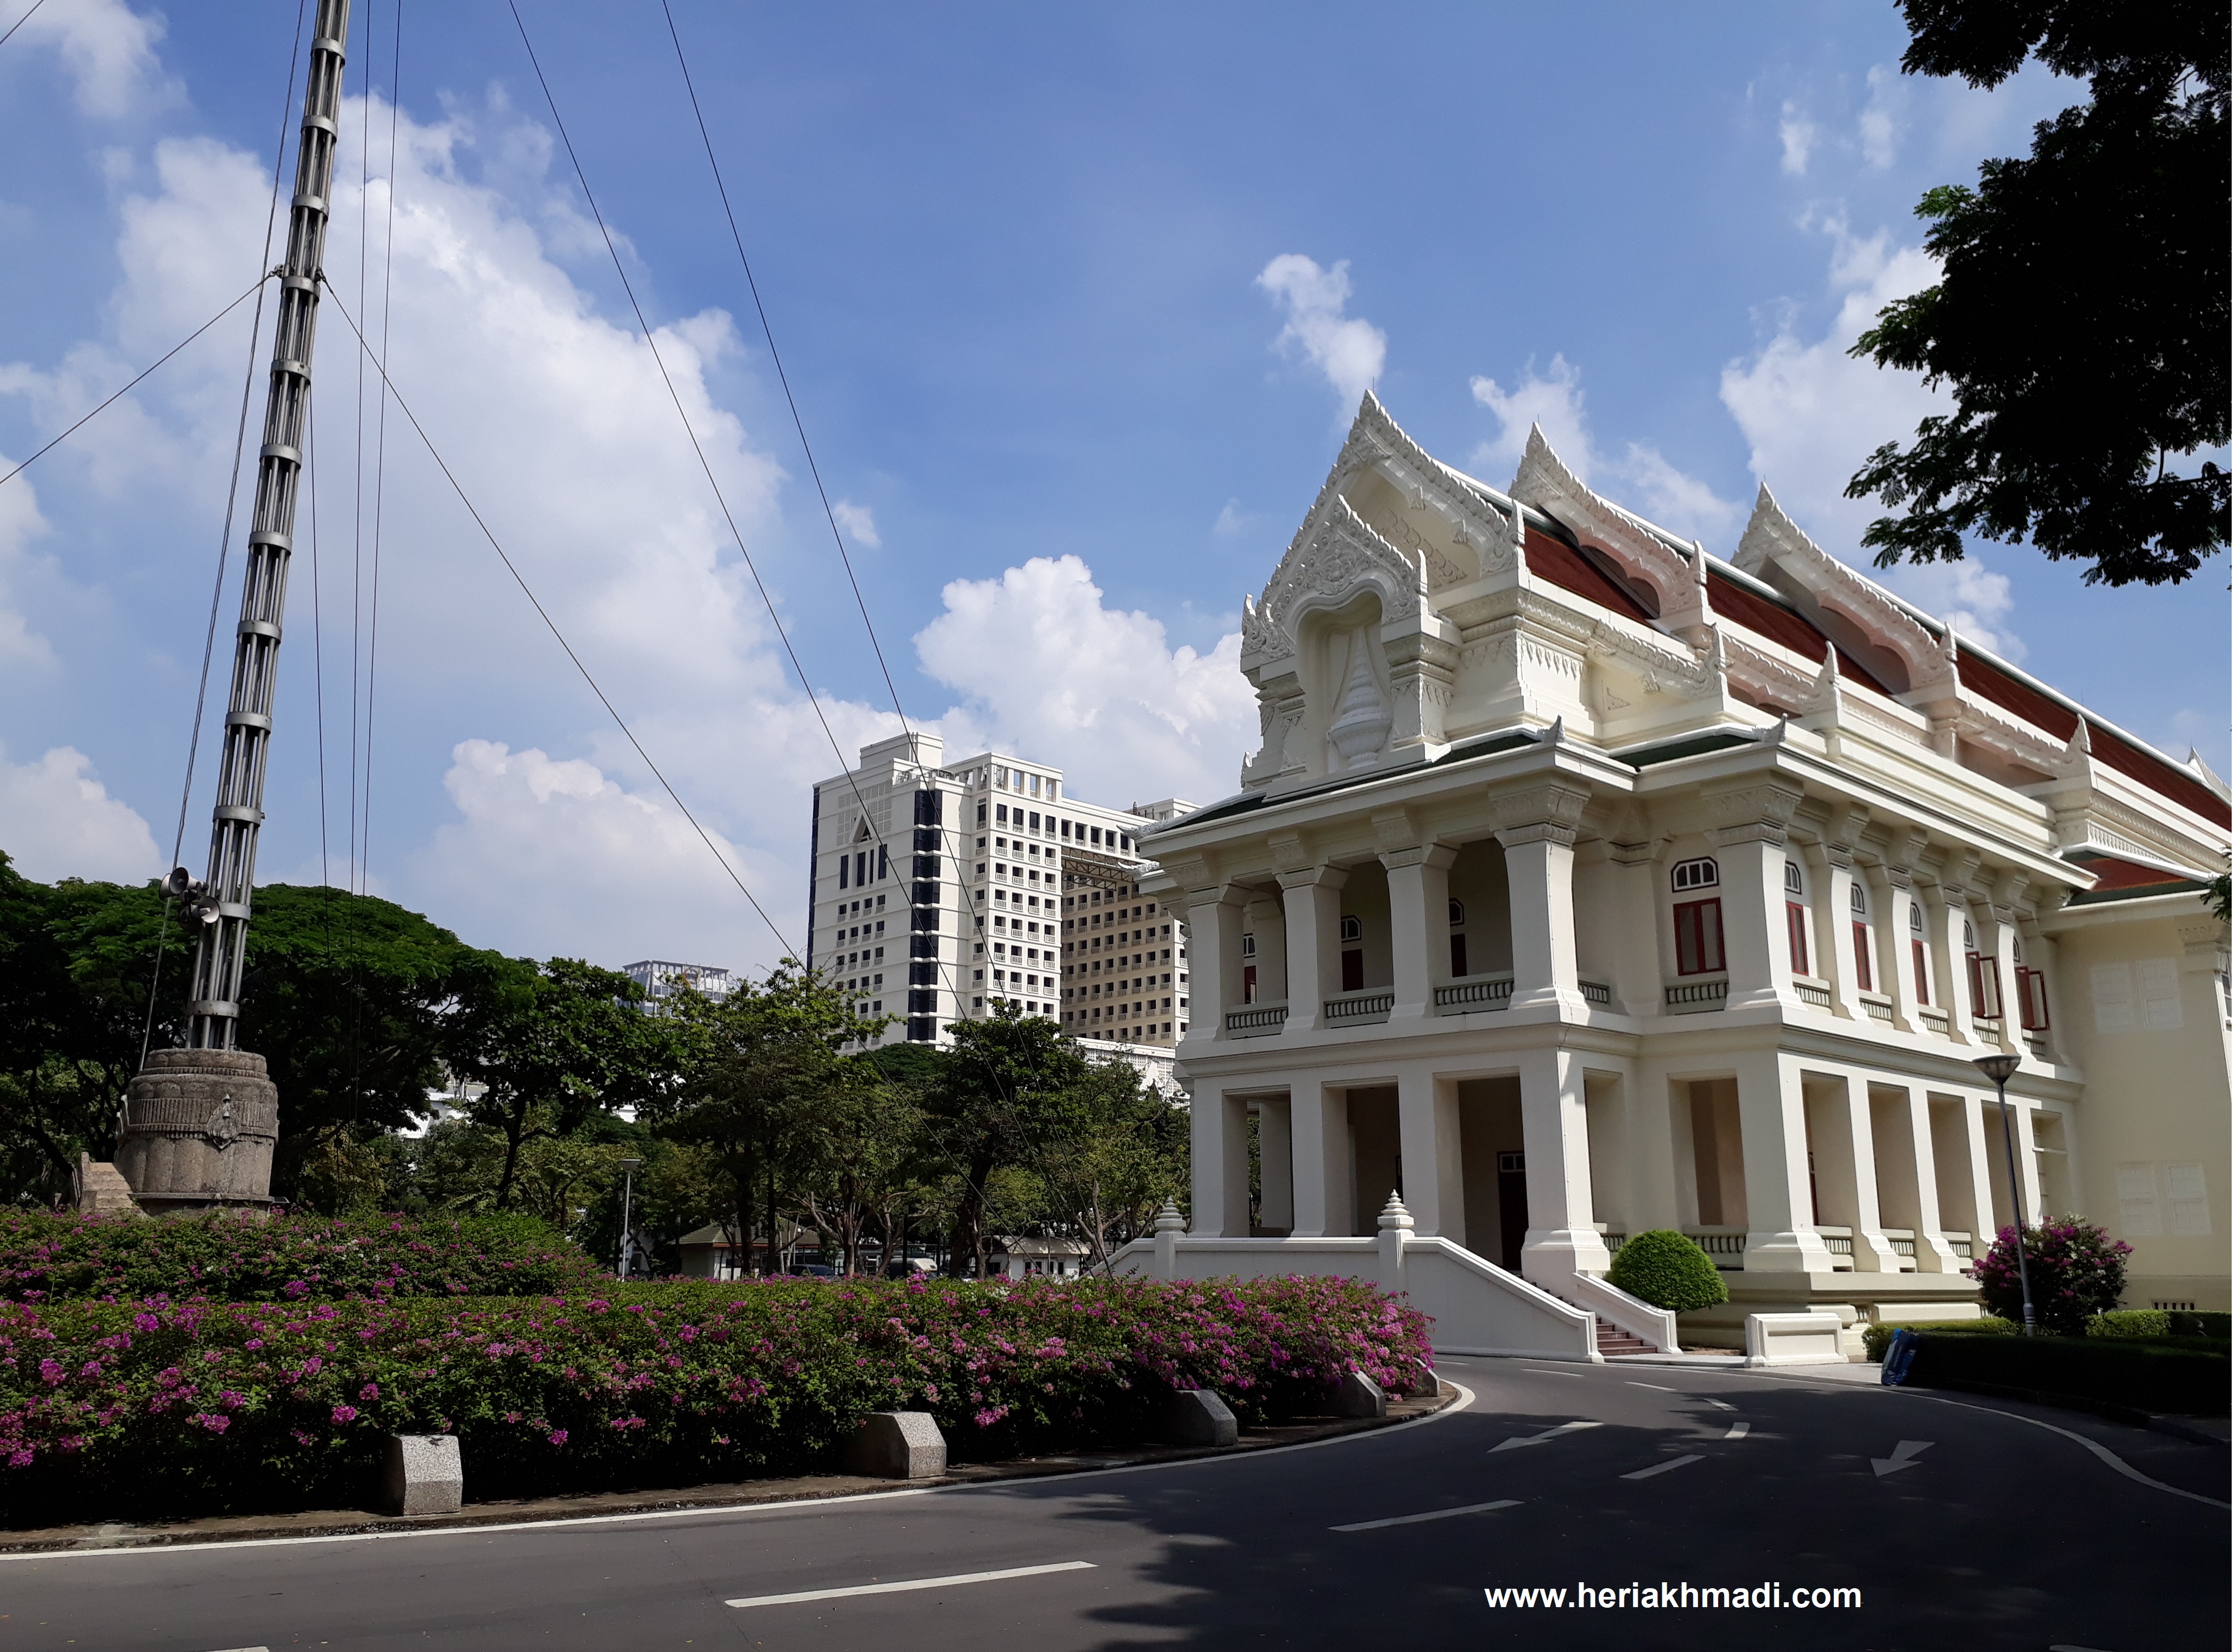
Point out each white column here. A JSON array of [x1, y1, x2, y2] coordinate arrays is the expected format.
[[1497, 830, 1583, 1014], [1256, 1097, 1294, 1233], [1734, 1049, 1835, 1273], [1515, 1045, 1611, 1284], [1395, 1068, 1463, 1243], [1880, 1085, 1964, 1273], [1288, 1077, 1354, 1237], [1804, 842, 1862, 1017], [1865, 863, 1922, 1033], [1382, 844, 1456, 1024], [1183, 885, 1246, 1042], [1190, 1089, 1251, 1237], [1949, 1090, 1999, 1242], [1968, 893, 2023, 1057], [1279, 865, 1348, 1032], [1819, 1071, 1900, 1270], [1923, 877, 1981, 1047], [1714, 833, 1791, 1011], [1606, 838, 1665, 1018]]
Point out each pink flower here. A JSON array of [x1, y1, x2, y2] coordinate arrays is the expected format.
[[331, 1404, 358, 1424], [549, 1429, 569, 1446], [358, 1382, 380, 1402]]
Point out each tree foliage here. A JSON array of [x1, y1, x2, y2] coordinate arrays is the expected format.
[[1846, 0, 2229, 586]]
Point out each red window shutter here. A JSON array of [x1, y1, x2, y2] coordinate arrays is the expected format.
[[1852, 922, 1873, 992], [1675, 899, 1724, 976], [2017, 967, 2051, 1031], [1786, 902, 1811, 975], [1912, 940, 1931, 1005], [1968, 955, 2002, 1021]]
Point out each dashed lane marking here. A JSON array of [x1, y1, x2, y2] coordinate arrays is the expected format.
[[1332, 1499, 1523, 1532], [1724, 1421, 1750, 1440], [1518, 1366, 1592, 1378], [1625, 1381, 1676, 1392], [726, 1561, 1096, 1610], [1701, 1398, 1736, 1411], [1620, 1455, 1706, 1481]]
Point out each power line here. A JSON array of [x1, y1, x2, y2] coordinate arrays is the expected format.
[[316, 281, 798, 960], [0, 277, 269, 495], [0, 0, 49, 52]]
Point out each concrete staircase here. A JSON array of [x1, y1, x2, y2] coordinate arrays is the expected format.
[[1592, 1315, 1658, 1357]]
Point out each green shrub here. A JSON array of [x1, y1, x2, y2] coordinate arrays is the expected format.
[[1904, 1327, 2228, 1416], [0, 1273, 1433, 1525], [1863, 1317, 2015, 1362], [2088, 1309, 2171, 1340], [1606, 1230, 1728, 1314], [0, 1210, 599, 1304], [2171, 1310, 2232, 1340]]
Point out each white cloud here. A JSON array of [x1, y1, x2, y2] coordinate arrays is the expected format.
[[0, 743, 160, 881], [1213, 499, 1254, 536], [1859, 66, 1899, 170], [1718, 213, 2027, 658], [1256, 254, 1386, 409], [1470, 355, 1740, 542], [914, 554, 1257, 809], [0, 458, 57, 669], [1778, 101, 1818, 176], [410, 740, 794, 965], [830, 499, 881, 549], [11, 0, 170, 118]]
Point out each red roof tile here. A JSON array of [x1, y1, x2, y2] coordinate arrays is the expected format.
[[1525, 528, 1654, 623], [1704, 568, 1891, 695]]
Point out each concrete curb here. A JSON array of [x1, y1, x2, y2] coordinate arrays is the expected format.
[[0, 1384, 1460, 1556]]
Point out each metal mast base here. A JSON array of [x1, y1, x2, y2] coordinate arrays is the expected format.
[[115, 1049, 281, 1219]]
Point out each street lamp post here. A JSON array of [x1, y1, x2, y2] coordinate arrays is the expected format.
[[1973, 1053, 2035, 1336], [616, 1157, 642, 1281]]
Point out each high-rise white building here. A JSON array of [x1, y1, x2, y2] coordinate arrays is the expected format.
[[807, 732, 1195, 1049], [621, 960, 734, 1006]]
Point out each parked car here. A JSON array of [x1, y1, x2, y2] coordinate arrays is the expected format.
[[789, 1263, 840, 1278]]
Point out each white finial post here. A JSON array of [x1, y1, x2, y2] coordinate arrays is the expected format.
[[1376, 1191, 1413, 1290], [1153, 1198, 1185, 1280]]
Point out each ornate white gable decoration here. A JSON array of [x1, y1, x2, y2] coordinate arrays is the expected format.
[[1732, 484, 1946, 694], [1249, 492, 1421, 665], [1509, 422, 1690, 612]]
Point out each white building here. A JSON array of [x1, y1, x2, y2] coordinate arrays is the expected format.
[[807, 732, 1196, 1050], [1115, 395, 2228, 1355], [622, 960, 734, 1006]]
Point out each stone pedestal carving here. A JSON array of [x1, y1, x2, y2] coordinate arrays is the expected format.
[[115, 1048, 280, 1216]]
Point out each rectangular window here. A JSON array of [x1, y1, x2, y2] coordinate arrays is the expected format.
[[837, 855, 849, 890], [1674, 898, 1724, 976], [1241, 963, 1257, 1005], [1450, 933, 1468, 979], [1967, 952, 2002, 1020], [1851, 922, 1872, 992], [877, 844, 889, 881], [1341, 949, 1364, 992], [1786, 902, 1810, 975], [1912, 940, 1931, 1005], [2015, 966, 2051, 1031]]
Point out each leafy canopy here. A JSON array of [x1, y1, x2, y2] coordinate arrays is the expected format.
[[1845, 0, 2229, 586]]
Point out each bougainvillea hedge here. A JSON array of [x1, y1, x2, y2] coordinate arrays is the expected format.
[[0, 1211, 600, 1304], [0, 1275, 1432, 1524]]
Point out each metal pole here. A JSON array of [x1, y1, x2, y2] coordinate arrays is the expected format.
[[616, 1157, 640, 1280], [185, 0, 353, 1049], [1993, 1076, 2037, 1336]]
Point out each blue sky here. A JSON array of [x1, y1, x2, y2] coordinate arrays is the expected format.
[[1, 1, 2226, 972]]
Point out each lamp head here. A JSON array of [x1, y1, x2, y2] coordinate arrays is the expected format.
[[618, 1157, 643, 1171], [1972, 1053, 2022, 1085]]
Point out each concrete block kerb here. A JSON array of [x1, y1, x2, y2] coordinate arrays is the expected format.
[[1165, 1388, 1239, 1448], [383, 1434, 463, 1516], [1334, 1370, 1388, 1418], [845, 1411, 948, 1478], [1743, 1311, 1847, 1367]]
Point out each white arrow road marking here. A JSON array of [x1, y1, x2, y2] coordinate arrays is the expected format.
[[1333, 1498, 1522, 1532], [727, 1561, 1095, 1609], [1871, 1440, 1935, 1477], [1724, 1421, 1750, 1440], [1490, 1421, 1605, 1453], [1621, 1454, 1705, 1481]]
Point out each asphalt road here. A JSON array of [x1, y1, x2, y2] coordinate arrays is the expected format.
[[3, 1358, 2226, 1651]]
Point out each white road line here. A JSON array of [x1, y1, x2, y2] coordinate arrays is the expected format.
[[1625, 1381, 1676, 1391], [1518, 1365, 1592, 1378], [1724, 1421, 1750, 1440], [1490, 1421, 1604, 1453], [726, 1561, 1095, 1610], [1701, 1398, 1736, 1411], [1332, 1499, 1522, 1532], [1620, 1454, 1706, 1481]]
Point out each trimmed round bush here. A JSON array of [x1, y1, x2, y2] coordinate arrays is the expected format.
[[1606, 1230, 1729, 1314], [0, 1210, 599, 1304], [0, 1274, 1432, 1524]]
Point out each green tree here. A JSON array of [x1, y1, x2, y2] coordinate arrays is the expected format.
[[440, 956, 682, 1211], [922, 1009, 1096, 1278], [1846, 0, 2228, 586], [1028, 1062, 1189, 1270], [648, 963, 885, 1275]]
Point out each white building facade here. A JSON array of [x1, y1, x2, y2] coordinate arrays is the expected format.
[[808, 732, 1195, 1054], [1119, 395, 2229, 1352]]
